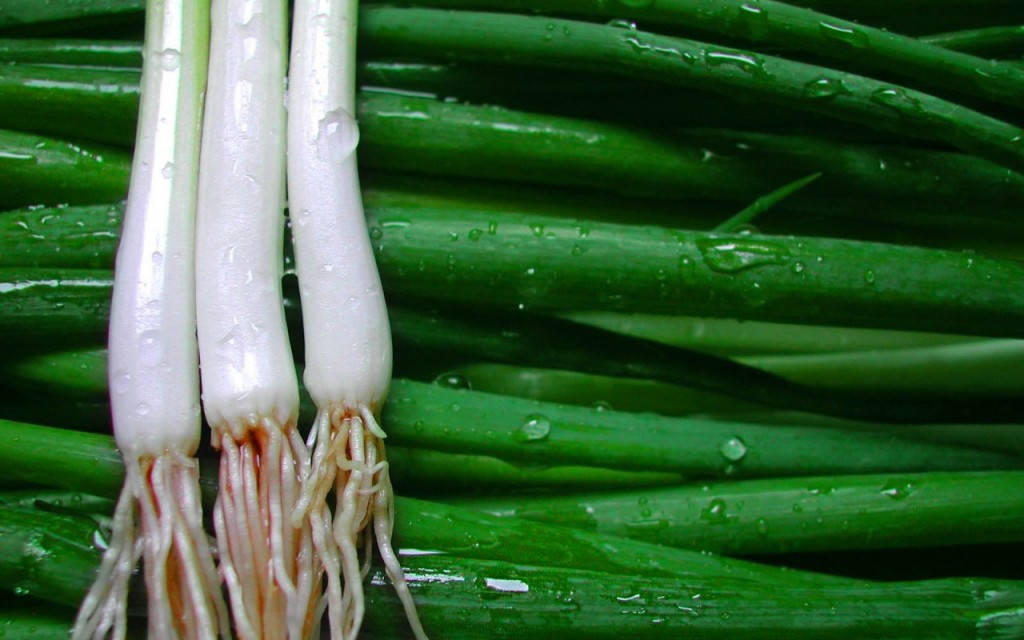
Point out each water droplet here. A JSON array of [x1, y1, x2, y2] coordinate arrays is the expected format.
[[803, 76, 850, 100], [487, 220, 499, 235], [514, 414, 551, 443], [719, 436, 748, 462], [112, 370, 131, 395], [529, 223, 545, 237], [870, 87, 927, 120], [700, 498, 730, 524], [818, 22, 868, 47], [468, 228, 483, 241], [571, 243, 587, 256], [368, 226, 383, 240], [12, 586, 29, 596], [864, 269, 876, 285], [791, 261, 806, 274], [136, 402, 151, 416], [315, 108, 360, 164], [705, 50, 772, 79], [697, 238, 791, 273], [593, 400, 613, 412], [434, 372, 471, 390], [755, 518, 769, 535], [881, 480, 914, 500], [606, 18, 637, 30], [160, 162, 174, 179], [158, 48, 180, 71]]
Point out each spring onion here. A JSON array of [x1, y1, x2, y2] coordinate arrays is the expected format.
[[71, 0, 229, 637], [194, 0, 318, 637], [286, 0, 423, 637]]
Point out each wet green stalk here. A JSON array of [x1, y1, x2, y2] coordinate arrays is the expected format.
[[389, 306, 1024, 423], [380, 380, 1021, 475], [0, 507, 102, 607], [742, 339, 1024, 394], [408, 0, 1024, 111], [5, 202, 1024, 339], [358, 7, 1024, 173], [0, 65, 139, 146], [0, 38, 142, 66], [0, 130, 129, 210], [920, 25, 1024, 57], [0, 419, 124, 497], [0, 489, 115, 515], [451, 471, 1024, 555], [562, 312, 983, 356], [7, 68, 1022, 218], [362, 554, 1024, 639], [2, 420, 1023, 636], [0, 0, 143, 35], [0, 605, 79, 640], [0, 430, 855, 587], [3, 269, 1022, 423], [387, 446, 684, 492]]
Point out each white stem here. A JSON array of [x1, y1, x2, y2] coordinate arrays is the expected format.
[[288, 0, 424, 636], [287, 0, 391, 410], [197, 0, 296, 433], [107, 0, 209, 459]]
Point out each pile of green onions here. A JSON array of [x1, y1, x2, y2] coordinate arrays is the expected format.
[[1, 0, 1024, 638]]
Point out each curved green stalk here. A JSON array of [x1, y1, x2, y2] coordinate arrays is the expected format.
[[404, 0, 1024, 111], [713, 172, 821, 232], [562, 312, 983, 356], [451, 471, 1024, 555], [921, 25, 1024, 57], [388, 306, 1024, 423], [358, 7, 1024, 173], [742, 339, 1024, 394]]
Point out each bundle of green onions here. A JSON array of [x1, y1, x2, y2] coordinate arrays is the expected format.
[[1, 0, 1024, 638]]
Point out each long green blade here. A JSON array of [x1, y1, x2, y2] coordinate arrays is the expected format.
[[359, 8, 1024, 174], [404, 0, 1024, 111], [452, 471, 1024, 555]]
